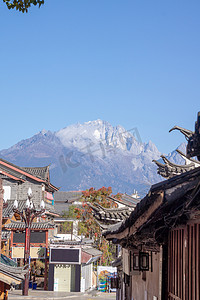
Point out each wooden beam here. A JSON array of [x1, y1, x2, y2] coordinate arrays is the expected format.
[[129, 192, 164, 236], [106, 227, 129, 241]]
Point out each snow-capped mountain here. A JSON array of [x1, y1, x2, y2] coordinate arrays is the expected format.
[[0, 120, 184, 196], [56, 120, 144, 155]]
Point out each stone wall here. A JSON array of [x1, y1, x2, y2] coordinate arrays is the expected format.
[[2, 177, 53, 211]]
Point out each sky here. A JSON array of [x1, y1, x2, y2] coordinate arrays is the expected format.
[[0, 0, 200, 154]]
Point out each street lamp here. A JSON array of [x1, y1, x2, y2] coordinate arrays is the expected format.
[[13, 187, 45, 296]]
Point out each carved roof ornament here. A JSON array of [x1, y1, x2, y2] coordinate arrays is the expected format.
[[153, 112, 200, 179], [170, 111, 200, 161], [153, 151, 200, 179], [87, 194, 137, 231]]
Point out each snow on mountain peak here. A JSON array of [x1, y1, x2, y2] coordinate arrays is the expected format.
[[56, 119, 140, 153], [54, 120, 163, 167], [0, 118, 180, 196], [85, 119, 106, 126], [41, 129, 47, 135]]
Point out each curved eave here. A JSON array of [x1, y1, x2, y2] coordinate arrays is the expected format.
[[47, 182, 59, 192], [103, 192, 164, 241], [176, 149, 200, 165]]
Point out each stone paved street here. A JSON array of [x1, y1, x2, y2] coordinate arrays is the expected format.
[[8, 289, 116, 300]]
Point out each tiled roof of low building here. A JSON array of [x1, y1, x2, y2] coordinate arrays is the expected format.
[[121, 193, 140, 205], [5, 220, 54, 230], [83, 247, 102, 257], [1, 254, 17, 267], [50, 238, 93, 246], [3, 200, 57, 220], [54, 191, 83, 203], [108, 194, 140, 208], [3, 200, 26, 218], [88, 202, 133, 225], [54, 191, 83, 214], [0, 261, 27, 285]]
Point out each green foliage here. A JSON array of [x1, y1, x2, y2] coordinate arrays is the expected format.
[[3, 0, 44, 13], [62, 221, 73, 234], [78, 221, 88, 236], [61, 206, 77, 220]]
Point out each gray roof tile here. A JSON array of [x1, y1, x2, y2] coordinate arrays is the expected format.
[[54, 191, 82, 203], [5, 220, 54, 230], [21, 166, 49, 181]]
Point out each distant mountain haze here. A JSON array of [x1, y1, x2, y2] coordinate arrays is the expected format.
[[0, 120, 185, 197]]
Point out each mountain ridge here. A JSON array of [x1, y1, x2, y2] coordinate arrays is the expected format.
[[0, 120, 185, 196]]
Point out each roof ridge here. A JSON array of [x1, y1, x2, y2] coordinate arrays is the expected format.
[[0, 158, 45, 181], [0, 158, 59, 191]]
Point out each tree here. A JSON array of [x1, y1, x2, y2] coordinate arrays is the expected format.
[[81, 187, 118, 265], [3, 0, 44, 13], [61, 187, 118, 266]]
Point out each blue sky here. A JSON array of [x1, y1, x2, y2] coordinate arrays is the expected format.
[[0, 0, 199, 154]]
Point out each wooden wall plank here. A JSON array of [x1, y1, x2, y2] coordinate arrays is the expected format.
[[195, 224, 199, 300]]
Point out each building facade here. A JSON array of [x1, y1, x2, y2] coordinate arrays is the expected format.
[[48, 240, 102, 293], [103, 167, 200, 300]]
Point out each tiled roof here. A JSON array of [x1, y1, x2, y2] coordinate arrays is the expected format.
[[103, 166, 200, 239], [5, 220, 54, 230], [3, 200, 55, 219], [88, 202, 133, 224], [0, 158, 59, 191], [0, 163, 26, 181], [83, 247, 102, 257], [54, 191, 83, 214], [108, 194, 140, 208], [50, 238, 93, 246], [54, 191, 82, 203], [0, 261, 27, 284], [21, 166, 49, 181], [0, 158, 48, 181], [54, 203, 70, 214], [121, 193, 140, 205], [3, 200, 26, 218], [1, 254, 17, 267], [153, 155, 198, 178]]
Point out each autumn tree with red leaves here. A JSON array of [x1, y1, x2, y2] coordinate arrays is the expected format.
[[62, 187, 118, 265]]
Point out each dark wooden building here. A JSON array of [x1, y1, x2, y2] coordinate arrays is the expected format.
[[103, 167, 200, 300]]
